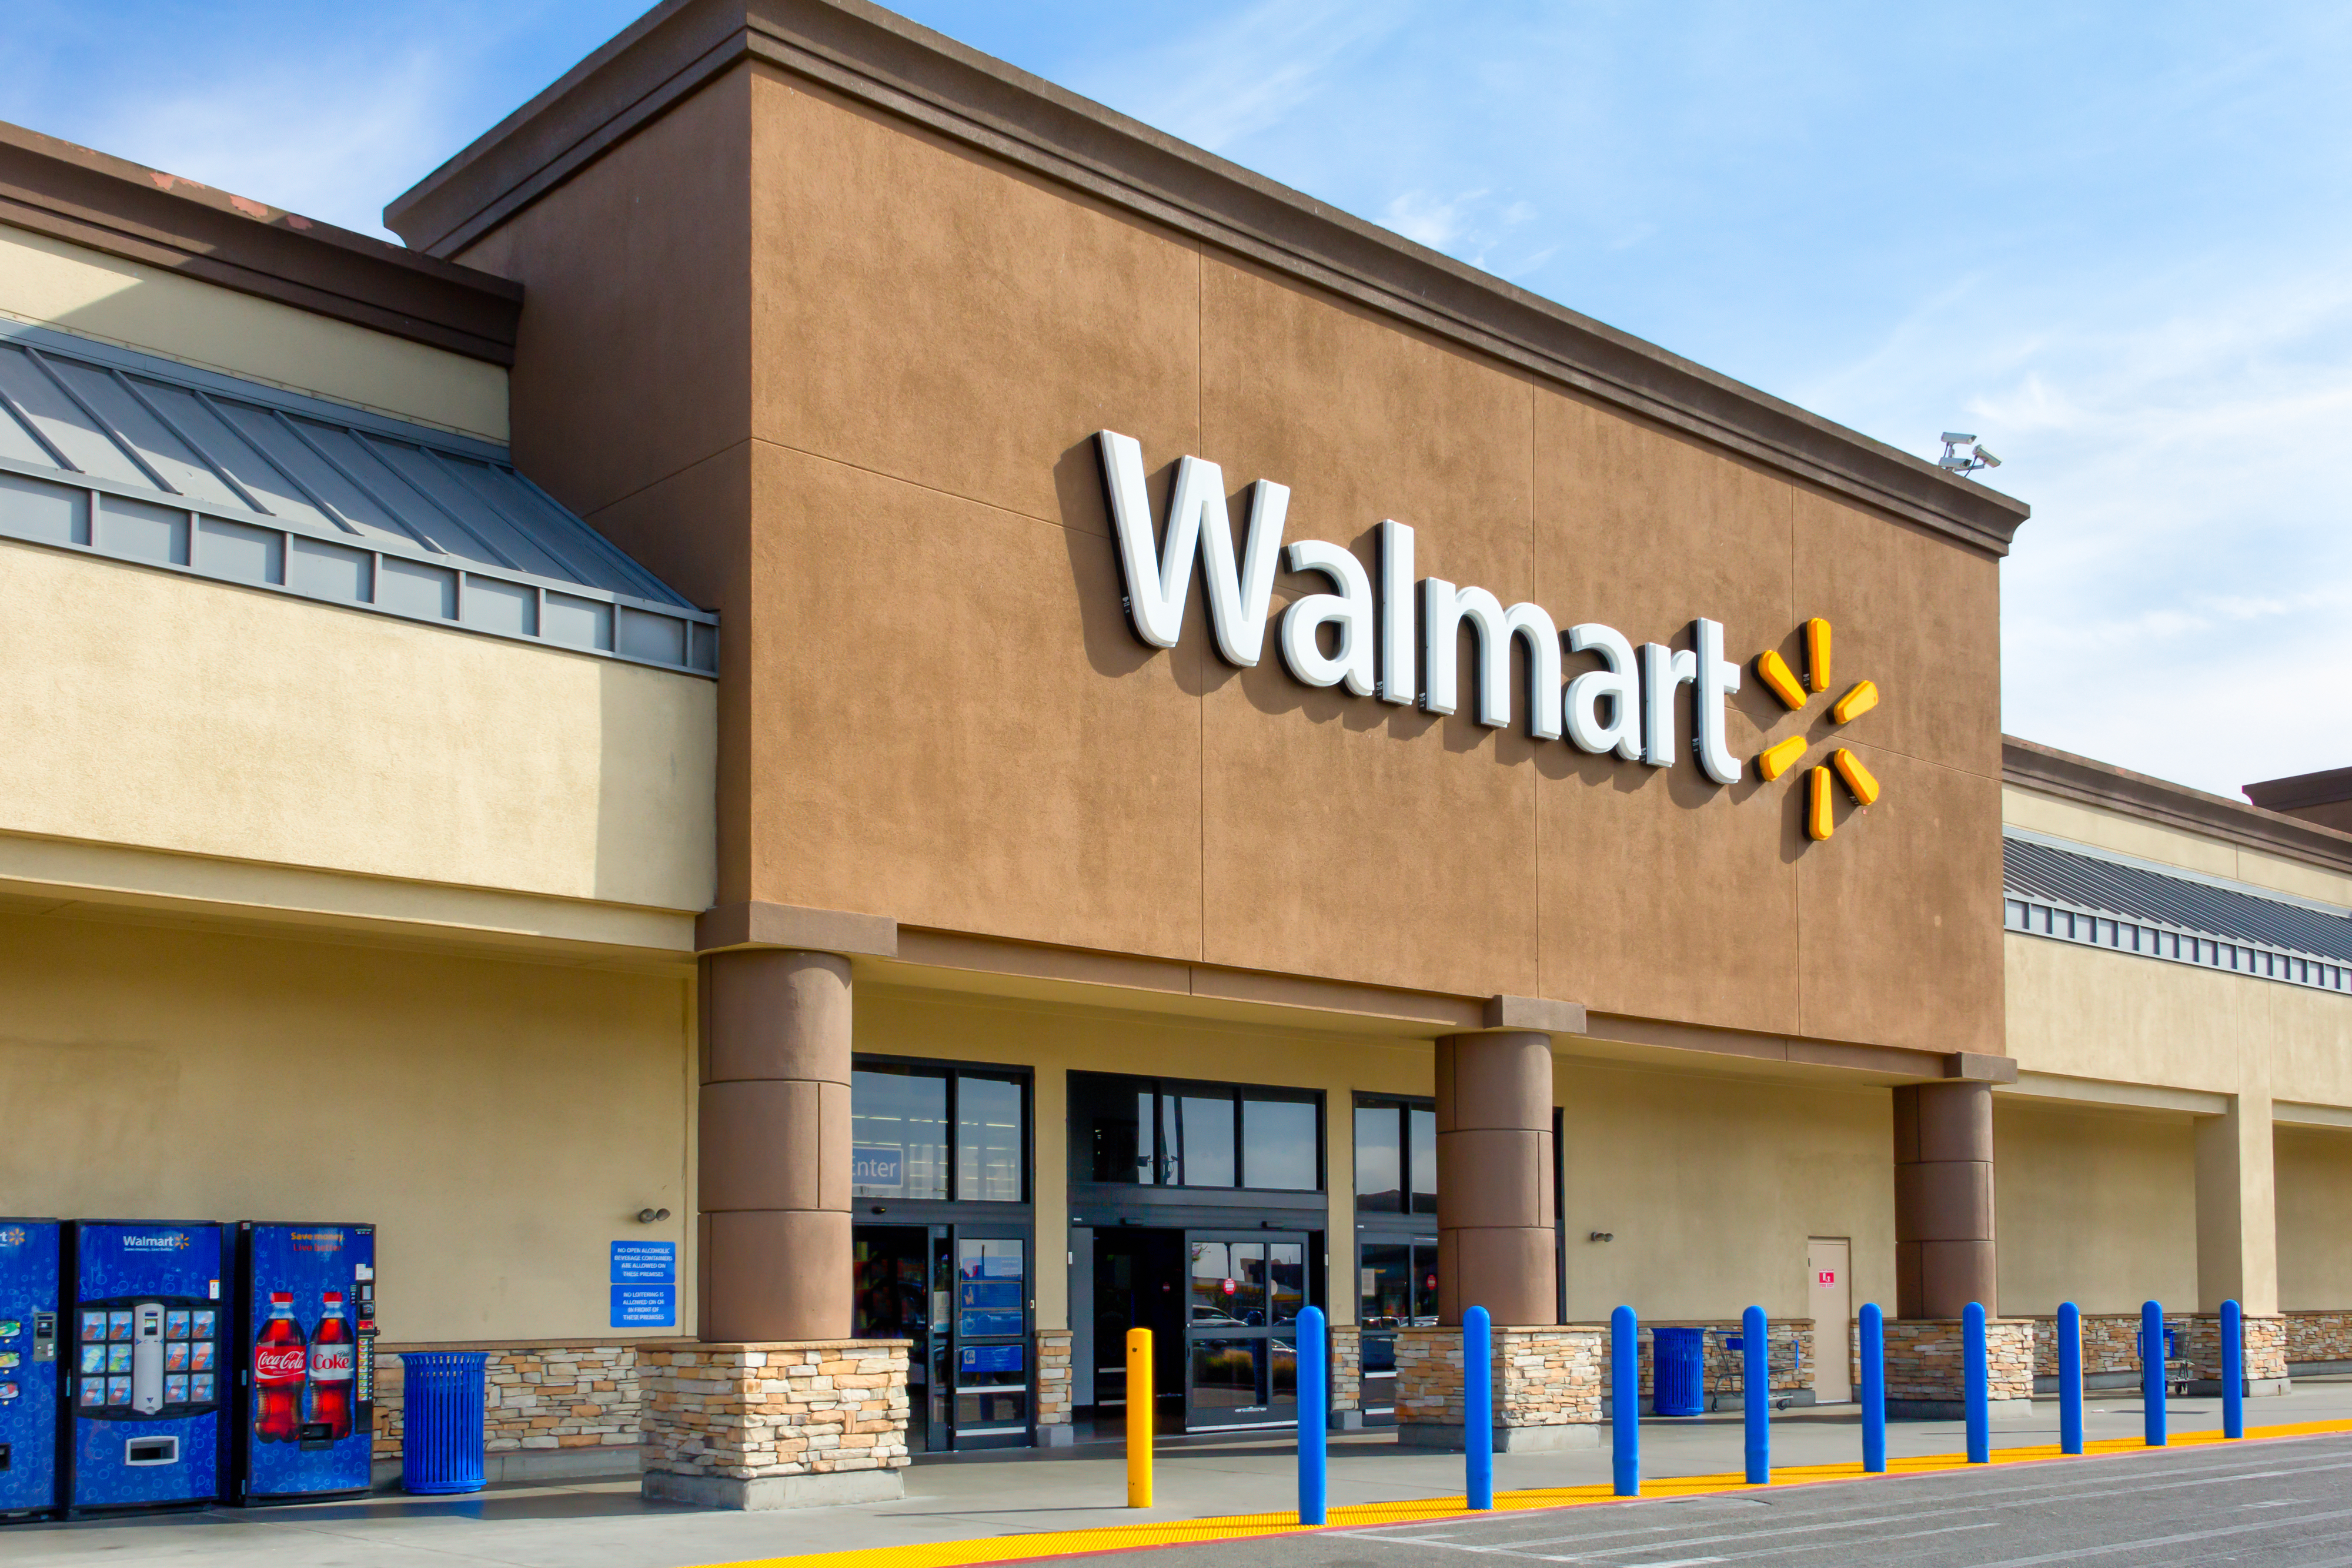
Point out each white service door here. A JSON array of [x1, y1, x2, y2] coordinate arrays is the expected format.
[[1807, 1237, 1853, 1404]]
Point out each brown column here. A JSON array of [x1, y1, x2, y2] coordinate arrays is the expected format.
[[1435, 1031, 1556, 1327], [1893, 1081, 1997, 1319], [699, 949, 852, 1342]]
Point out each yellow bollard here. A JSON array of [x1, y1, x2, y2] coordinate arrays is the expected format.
[[1126, 1327, 1153, 1508]]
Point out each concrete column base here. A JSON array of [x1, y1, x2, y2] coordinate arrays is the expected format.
[[1395, 1324, 1602, 1452], [644, 1469, 905, 1509], [2184, 1378, 2291, 1398], [1037, 1423, 1077, 1447], [1397, 1421, 1599, 1452], [638, 1339, 908, 1511]]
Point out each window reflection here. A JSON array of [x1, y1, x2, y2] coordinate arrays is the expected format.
[[1409, 1107, 1437, 1215], [1070, 1074, 1323, 1192], [851, 1068, 948, 1199], [957, 1076, 1024, 1202], [1177, 1095, 1235, 1187], [1355, 1105, 1402, 1212], [1242, 1099, 1317, 1190]]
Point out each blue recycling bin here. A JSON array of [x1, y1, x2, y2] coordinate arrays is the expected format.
[[397, 1352, 487, 1495], [1652, 1326, 1706, 1416]]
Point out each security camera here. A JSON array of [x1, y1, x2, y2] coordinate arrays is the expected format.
[[1940, 432, 1977, 446], [1973, 446, 2002, 469]]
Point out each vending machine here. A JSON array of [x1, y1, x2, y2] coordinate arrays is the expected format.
[[232, 1222, 376, 1503], [0, 1219, 63, 1521], [63, 1220, 231, 1512]]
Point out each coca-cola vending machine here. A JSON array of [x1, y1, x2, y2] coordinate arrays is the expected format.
[[231, 1223, 376, 1503]]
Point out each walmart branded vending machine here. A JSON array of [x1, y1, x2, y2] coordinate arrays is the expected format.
[[232, 1222, 376, 1503], [64, 1220, 232, 1512], [0, 1219, 63, 1521]]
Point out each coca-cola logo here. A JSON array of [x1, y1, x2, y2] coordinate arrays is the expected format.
[[253, 1346, 306, 1383], [310, 1346, 355, 1380]]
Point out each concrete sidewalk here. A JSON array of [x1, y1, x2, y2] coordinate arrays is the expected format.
[[11, 1380, 2352, 1568]]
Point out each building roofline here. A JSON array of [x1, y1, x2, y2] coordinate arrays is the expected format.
[[2003, 735, 2352, 878], [2244, 765, 2352, 814], [385, 0, 2032, 559], [0, 121, 522, 366]]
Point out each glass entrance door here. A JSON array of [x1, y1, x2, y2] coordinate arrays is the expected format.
[[1357, 1234, 1438, 1422], [1184, 1232, 1307, 1429], [851, 1224, 946, 1452], [950, 1232, 1030, 1449]]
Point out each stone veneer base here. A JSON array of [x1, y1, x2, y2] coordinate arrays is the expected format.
[[2185, 1378, 2291, 1398], [644, 1469, 905, 1510], [1397, 1422, 1598, 1452]]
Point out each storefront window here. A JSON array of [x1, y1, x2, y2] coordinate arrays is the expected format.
[[1070, 1074, 1323, 1191], [851, 1061, 1028, 1202], [851, 1067, 948, 1199], [1242, 1098, 1318, 1191], [1409, 1106, 1436, 1215], [1354, 1096, 1436, 1213], [957, 1075, 1024, 1202]]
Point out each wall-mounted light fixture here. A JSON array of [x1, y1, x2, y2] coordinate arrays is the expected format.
[[1589, 1231, 1615, 1243], [634, 1208, 671, 1224]]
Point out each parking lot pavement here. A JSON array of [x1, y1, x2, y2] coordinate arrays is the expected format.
[[1097, 1430, 2352, 1568], [4, 1383, 2352, 1568]]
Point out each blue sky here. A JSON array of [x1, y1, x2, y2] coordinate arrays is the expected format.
[[8, 2, 2350, 797]]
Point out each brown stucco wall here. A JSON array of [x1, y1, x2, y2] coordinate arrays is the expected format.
[[458, 56, 2004, 1055]]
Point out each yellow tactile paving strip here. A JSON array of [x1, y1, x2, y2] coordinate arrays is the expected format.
[[701, 1417, 2352, 1568]]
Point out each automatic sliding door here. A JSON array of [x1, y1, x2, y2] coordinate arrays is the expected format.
[[1185, 1232, 1305, 1430]]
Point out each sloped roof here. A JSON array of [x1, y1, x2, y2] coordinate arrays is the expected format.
[[0, 325, 714, 674], [2003, 830, 2352, 994]]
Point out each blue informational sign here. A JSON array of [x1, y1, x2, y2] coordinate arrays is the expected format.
[[68, 1221, 228, 1510], [239, 1223, 376, 1502], [851, 1145, 904, 1191], [611, 1286, 676, 1328], [0, 1219, 61, 1518], [958, 1343, 1024, 1375], [610, 1242, 676, 1284]]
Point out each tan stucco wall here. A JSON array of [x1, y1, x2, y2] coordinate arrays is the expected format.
[[477, 63, 2008, 1059], [0, 541, 716, 914], [2004, 931, 2352, 1109], [1557, 1061, 1893, 1322], [1994, 1099, 2197, 1316], [0, 220, 508, 442], [2277, 1125, 2352, 1310], [0, 912, 692, 1342]]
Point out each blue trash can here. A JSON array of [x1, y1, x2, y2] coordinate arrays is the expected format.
[[399, 1352, 488, 1495], [1653, 1326, 1706, 1416]]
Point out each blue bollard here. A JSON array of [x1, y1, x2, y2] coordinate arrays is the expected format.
[[1298, 1305, 1327, 1525], [2141, 1300, 2166, 1446], [2058, 1301, 2084, 1455], [2222, 1299, 2244, 1441], [1743, 1305, 1769, 1485], [1859, 1302, 1886, 1474], [1465, 1305, 1494, 1510], [1611, 1306, 1640, 1497], [1963, 1302, 1989, 1464]]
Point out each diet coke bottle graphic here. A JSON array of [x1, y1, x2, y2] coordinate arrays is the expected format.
[[252, 1292, 308, 1443], [308, 1291, 356, 1440]]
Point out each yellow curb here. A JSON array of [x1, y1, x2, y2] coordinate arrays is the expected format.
[[699, 1416, 2352, 1568]]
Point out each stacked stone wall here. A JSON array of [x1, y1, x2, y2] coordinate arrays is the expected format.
[[372, 1343, 642, 1465], [1594, 1320, 1815, 1402], [2024, 1315, 2141, 1379], [1329, 1325, 1362, 1415], [1035, 1329, 1073, 1430], [1395, 1325, 1602, 1433], [2181, 1315, 2288, 1383], [1882, 1319, 2033, 1403], [639, 1339, 908, 1483], [2286, 1312, 2352, 1366]]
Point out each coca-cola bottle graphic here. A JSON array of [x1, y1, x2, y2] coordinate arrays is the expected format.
[[308, 1291, 356, 1440], [252, 1292, 308, 1443]]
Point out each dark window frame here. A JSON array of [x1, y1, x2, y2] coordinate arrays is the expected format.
[[1352, 1092, 1436, 1215], [851, 1054, 1033, 1205], [1068, 1071, 1325, 1194]]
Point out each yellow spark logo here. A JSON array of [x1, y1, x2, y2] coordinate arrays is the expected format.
[[1753, 618, 1879, 840]]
